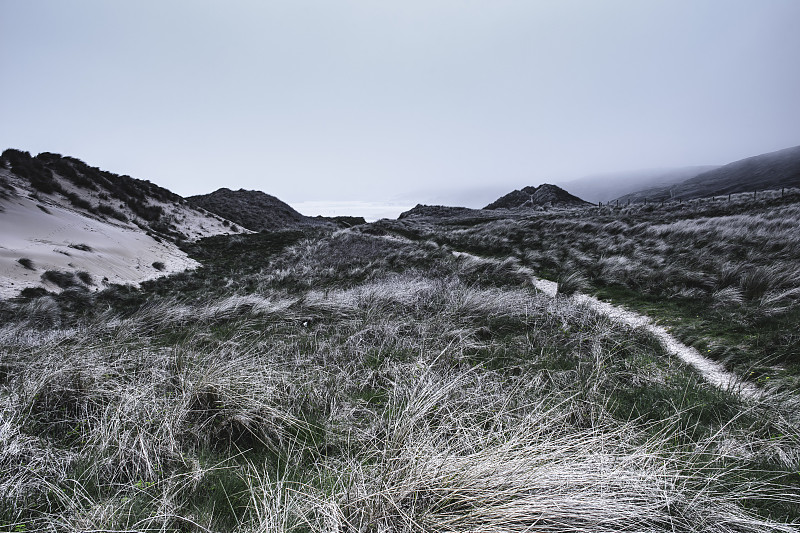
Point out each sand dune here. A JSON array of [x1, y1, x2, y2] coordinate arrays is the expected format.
[[0, 190, 198, 298]]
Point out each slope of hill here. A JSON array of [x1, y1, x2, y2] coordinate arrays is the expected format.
[[485, 183, 591, 209], [0, 149, 240, 298], [557, 166, 717, 203], [188, 188, 367, 231], [188, 188, 307, 231], [398, 204, 479, 219], [3, 194, 799, 530], [615, 145, 800, 203]]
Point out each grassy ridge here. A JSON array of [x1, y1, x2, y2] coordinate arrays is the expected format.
[[386, 189, 800, 389], [1, 222, 799, 531]]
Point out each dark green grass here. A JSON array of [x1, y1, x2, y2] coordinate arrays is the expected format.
[[591, 283, 800, 391], [91, 229, 312, 312], [3, 215, 800, 529], [386, 193, 800, 386]]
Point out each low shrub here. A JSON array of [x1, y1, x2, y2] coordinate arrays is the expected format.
[[2, 148, 65, 195], [36, 152, 97, 190], [96, 203, 129, 222], [17, 257, 35, 270], [18, 286, 49, 298], [557, 270, 589, 296], [76, 271, 93, 285], [41, 270, 77, 289], [66, 192, 92, 210]]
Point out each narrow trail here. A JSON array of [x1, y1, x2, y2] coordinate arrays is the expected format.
[[450, 249, 762, 399]]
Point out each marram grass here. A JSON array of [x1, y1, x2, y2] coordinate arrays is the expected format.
[[1, 224, 799, 531]]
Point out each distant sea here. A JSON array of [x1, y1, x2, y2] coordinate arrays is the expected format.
[[290, 201, 416, 222]]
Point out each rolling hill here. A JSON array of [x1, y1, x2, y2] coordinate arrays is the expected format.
[[485, 183, 591, 209], [3, 148, 800, 532], [556, 166, 718, 203], [188, 188, 309, 231], [188, 188, 367, 231], [615, 145, 800, 203]]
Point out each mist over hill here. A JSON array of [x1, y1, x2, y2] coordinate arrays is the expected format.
[[556, 166, 718, 203], [615, 145, 800, 203]]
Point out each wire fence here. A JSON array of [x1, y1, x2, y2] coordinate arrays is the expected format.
[[598, 186, 800, 209]]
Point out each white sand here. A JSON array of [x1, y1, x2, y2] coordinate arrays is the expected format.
[[0, 165, 252, 299], [0, 191, 198, 298], [50, 172, 246, 240]]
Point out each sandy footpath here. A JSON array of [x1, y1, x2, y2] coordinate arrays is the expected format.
[[0, 192, 199, 298], [569, 292, 761, 398], [450, 249, 761, 398]]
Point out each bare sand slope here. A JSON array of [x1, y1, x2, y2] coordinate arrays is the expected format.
[[0, 193, 198, 298]]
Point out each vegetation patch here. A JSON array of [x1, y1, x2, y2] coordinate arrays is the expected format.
[[387, 191, 800, 389], [17, 258, 35, 270], [40, 269, 77, 289], [1, 193, 799, 531]]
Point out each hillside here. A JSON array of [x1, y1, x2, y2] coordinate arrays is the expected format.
[[485, 183, 591, 209], [2, 191, 799, 531], [615, 145, 800, 203], [380, 187, 800, 384], [398, 204, 479, 219], [557, 166, 717, 203], [0, 149, 240, 297], [398, 185, 592, 217], [188, 188, 308, 231], [188, 188, 366, 231]]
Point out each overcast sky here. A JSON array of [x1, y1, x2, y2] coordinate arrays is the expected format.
[[2, 1, 799, 217]]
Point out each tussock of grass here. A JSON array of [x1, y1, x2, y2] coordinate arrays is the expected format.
[[312, 368, 793, 532], [383, 191, 800, 385], [16, 258, 35, 271], [1, 223, 799, 531]]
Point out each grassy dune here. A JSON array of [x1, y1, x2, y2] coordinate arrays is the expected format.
[[387, 189, 800, 390], [1, 213, 799, 531]]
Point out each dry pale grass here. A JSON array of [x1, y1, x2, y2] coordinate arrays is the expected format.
[[1, 228, 799, 531]]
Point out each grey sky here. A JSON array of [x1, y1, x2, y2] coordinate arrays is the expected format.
[[2, 1, 799, 217]]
